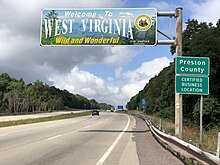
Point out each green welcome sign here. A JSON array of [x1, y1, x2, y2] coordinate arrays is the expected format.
[[40, 8, 157, 46]]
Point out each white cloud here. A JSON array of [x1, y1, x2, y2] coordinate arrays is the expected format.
[[120, 57, 172, 99], [186, 0, 220, 24], [103, 47, 137, 66], [48, 66, 123, 106], [123, 57, 171, 82], [115, 67, 123, 78], [107, 77, 114, 82], [49, 57, 172, 107], [122, 83, 144, 99], [48, 66, 106, 97]]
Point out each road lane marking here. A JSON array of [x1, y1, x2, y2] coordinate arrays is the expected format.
[[96, 115, 130, 165], [47, 135, 62, 140]]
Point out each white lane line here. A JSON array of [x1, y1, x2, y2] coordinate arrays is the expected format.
[[47, 134, 62, 140], [96, 115, 130, 165], [0, 134, 8, 137]]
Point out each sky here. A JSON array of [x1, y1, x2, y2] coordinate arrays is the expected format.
[[0, 0, 220, 108]]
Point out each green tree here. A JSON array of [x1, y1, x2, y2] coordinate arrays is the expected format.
[[0, 73, 113, 114], [193, 96, 220, 129]]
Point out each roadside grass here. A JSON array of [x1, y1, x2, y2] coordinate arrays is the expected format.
[[0, 111, 91, 128], [116, 110, 134, 114], [148, 114, 175, 135], [183, 126, 219, 153], [126, 110, 219, 154], [148, 114, 219, 153]]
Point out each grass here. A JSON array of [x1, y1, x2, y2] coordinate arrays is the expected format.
[[0, 111, 91, 128], [149, 114, 219, 154], [148, 115, 175, 135], [183, 126, 219, 153], [125, 110, 219, 154]]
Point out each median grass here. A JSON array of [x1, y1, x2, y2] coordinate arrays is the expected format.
[[0, 111, 91, 128]]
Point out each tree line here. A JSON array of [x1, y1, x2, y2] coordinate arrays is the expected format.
[[0, 73, 113, 114], [126, 19, 220, 129]]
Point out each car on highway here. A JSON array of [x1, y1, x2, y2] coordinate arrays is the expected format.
[[91, 109, 99, 116]]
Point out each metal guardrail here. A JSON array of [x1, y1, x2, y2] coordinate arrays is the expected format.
[[135, 114, 220, 165]]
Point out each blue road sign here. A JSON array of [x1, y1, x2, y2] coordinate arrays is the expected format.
[[117, 105, 123, 110], [142, 99, 146, 109]]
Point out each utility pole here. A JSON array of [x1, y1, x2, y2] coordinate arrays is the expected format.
[[175, 7, 183, 139], [157, 8, 183, 138]]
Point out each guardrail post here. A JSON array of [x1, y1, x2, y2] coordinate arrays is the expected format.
[[217, 132, 220, 158], [159, 118, 162, 130]]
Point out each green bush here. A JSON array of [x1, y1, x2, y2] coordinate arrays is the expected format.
[[193, 96, 220, 129]]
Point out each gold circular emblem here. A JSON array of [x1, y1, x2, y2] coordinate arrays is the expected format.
[[135, 15, 151, 31]]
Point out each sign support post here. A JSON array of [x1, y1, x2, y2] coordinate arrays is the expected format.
[[217, 132, 220, 158], [175, 7, 183, 139], [200, 95, 203, 145]]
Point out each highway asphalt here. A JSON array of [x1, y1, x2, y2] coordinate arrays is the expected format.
[[0, 112, 184, 165]]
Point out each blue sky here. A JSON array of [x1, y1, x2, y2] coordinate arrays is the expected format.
[[0, 0, 219, 108]]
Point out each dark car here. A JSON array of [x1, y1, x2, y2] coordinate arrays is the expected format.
[[92, 110, 99, 116]]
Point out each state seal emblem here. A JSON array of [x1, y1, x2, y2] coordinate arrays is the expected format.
[[135, 15, 152, 31]]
